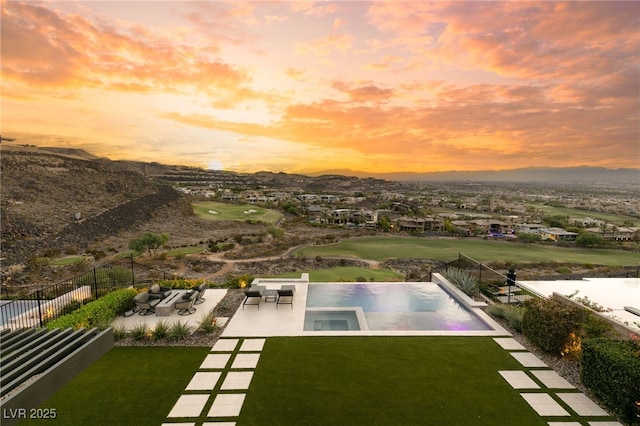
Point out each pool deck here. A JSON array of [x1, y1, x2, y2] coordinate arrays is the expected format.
[[222, 275, 511, 337]]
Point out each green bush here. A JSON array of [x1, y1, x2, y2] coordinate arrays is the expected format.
[[198, 310, 219, 334], [522, 297, 587, 356], [129, 323, 149, 341], [487, 304, 525, 332], [46, 288, 137, 330], [444, 268, 479, 297], [168, 321, 191, 342], [155, 278, 210, 290], [151, 321, 170, 340], [580, 338, 640, 425]]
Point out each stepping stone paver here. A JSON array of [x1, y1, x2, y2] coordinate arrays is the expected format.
[[557, 393, 609, 416], [231, 353, 260, 369], [510, 352, 548, 367], [186, 372, 222, 391], [162, 423, 196, 426], [201, 353, 231, 369], [221, 371, 253, 390], [167, 394, 210, 418], [531, 370, 575, 389], [212, 339, 239, 352], [521, 393, 570, 416], [587, 422, 624, 426], [547, 423, 582, 426], [202, 423, 236, 426], [494, 337, 526, 350], [208, 393, 246, 417], [240, 338, 265, 351], [499, 370, 540, 389]]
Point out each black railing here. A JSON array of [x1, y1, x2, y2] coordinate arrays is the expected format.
[[0, 256, 178, 330], [430, 253, 539, 305]]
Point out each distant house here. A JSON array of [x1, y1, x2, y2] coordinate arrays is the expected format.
[[585, 226, 637, 241], [538, 227, 579, 241]]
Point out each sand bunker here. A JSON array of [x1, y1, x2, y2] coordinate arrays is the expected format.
[[208, 210, 219, 215], [244, 209, 258, 214]]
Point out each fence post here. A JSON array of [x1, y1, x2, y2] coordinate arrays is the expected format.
[[36, 290, 44, 328], [93, 268, 99, 300], [130, 255, 136, 287]]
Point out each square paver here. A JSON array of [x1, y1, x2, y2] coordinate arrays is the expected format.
[[201, 353, 231, 369], [499, 371, 540, 389], [212, 339, 239, 352], [587, 422, 624, 426], [231, 353, 260, 369], [207, 393, 246, 417], [557, 393, 609, 416], [162, 423, 196, 426], [521, 393, 570, 416], [532, 370, 575, 389], [240, 338, 265, 351], [167, 394, 210, 418], [202, 423, 236, 426], [186, 372, 221, 391], [494, 337, 526, 351], [510, 352, 548, 368], [547, 423, 582, 426], [221, 371, 254, 390]]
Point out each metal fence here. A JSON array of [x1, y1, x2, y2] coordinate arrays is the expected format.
[[430, 253, 538, 305], [0, 256, 177, 330]]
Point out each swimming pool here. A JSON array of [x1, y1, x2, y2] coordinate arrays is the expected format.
[[304, 283, 492, 331]]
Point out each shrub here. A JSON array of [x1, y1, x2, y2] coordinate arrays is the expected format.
[[487, 304, 525, 332], [129, 323, 149, 341], [168, 321, 191, 342], [156, 278, 210, 290], [444, 269, 479, 297], [151, 321, 170, 340], [580, 338, 640, 425], [198, 311, 219, 334], [46, 288, 137, 330], [112, 325, 128, 341], [522, 297, 587, 356]]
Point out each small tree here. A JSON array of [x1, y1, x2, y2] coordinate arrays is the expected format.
[[575, 232, 603, 248], [128, 232, 169, 255]]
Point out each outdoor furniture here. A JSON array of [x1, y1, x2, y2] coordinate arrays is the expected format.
[[148, 284, 172, 299], [243, 285, 266, 309], [175, 290, 198, 315], [133, 291, 162, 315], [193, 283, 207, 305], [264, 289, 278, 303], [276, 285, 296, 309], [155, 291, 182, 316]]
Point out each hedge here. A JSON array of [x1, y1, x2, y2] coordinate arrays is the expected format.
[[155, 278, 210, 289], [580, 338, 640, 425], [46, 288, 137, 330]]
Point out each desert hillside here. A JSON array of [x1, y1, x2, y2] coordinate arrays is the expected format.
[[1, 146, 182, 266]]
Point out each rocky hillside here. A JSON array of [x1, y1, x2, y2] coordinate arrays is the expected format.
[[1, 146, 182, 266]]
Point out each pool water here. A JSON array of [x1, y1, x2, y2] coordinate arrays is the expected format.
[[304, 283, 491, 331]]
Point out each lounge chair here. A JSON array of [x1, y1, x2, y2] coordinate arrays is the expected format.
[[175, 290, 198, 315], [276, 285, 295, 309], [148, 284, 172, 299], [133, 291, 162, 315], [243, 285, 266, 309], [192, 283, 207, 305]]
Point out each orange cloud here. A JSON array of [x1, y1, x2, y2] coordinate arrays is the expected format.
[[296, 33, 355, 56]]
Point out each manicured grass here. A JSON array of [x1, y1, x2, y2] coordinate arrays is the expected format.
[[242, 337, 550, 425], [168, 246, 204, 256], [294, 236, 640, 266], [270, 266, 404, 282], [526, 203, 638, 226], [25, 347, 210, 426], [193, 201, 283, 224], [49, 256, 85, 266]]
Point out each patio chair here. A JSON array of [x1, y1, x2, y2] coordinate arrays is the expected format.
[[243, 285, 266, 309], [148, 284, 172, 299], [175, 290, 198, 315], [133, 291, 162, 315], [192, 283, 207, 305], [276, 285, 295, 309]]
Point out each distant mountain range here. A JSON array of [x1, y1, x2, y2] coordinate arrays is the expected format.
[[6, 144, 638, 183], [306, 166, 639, 183]]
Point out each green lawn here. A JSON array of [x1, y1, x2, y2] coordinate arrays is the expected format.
[[269, 266, 404, 282], [294, 236, 640, 266], [49, 256, 85, 266], [193, 201, 283, 224], [526, 203, 638, 226], [168, 246, 204, 256], [24, 347, 210, 426]]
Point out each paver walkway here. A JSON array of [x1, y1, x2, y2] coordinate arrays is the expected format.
[[494, 337, 621, 425], [162, 338, 265, 426]]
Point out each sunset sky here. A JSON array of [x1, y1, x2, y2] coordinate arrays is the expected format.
[[2, 1, 639, 174]]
